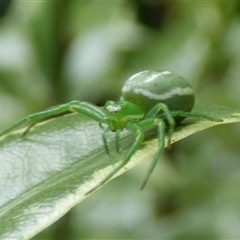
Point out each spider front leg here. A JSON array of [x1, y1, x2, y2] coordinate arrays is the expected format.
[[0, 100, 107, 137], [0, 102, 73, 137]]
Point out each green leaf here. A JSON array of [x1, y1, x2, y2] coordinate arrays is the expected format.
[[0, 105, 239, 239]]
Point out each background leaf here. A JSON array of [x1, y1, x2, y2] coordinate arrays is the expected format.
[[1, 1, 240, 239]]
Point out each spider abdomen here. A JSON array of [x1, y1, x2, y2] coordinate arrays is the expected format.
[[122, 70, 195, 117]]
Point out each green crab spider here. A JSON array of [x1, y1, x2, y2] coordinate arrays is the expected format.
[[0, 70, 221, 195]]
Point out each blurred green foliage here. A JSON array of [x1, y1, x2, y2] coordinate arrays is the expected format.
[[1, 1, 240, 239]]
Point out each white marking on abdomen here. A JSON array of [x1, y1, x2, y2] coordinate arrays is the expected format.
[[134, 87, 193, 100]]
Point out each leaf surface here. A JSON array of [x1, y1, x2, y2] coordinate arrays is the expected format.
[[0, 105, 239, 239]]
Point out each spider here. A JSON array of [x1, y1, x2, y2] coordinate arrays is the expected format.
[[0, 70, 220, 195]]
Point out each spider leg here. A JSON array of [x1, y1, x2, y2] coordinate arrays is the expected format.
[[139, 108, 222, 189], [85, 117, 166, 195], [0, 118, 30, 138], [115, 129, 121, 153], [140, 118, 165, 189], [102, 127, 110, 154], [144, 103, 175, 148], [99, 126, 122, 155], [0, 101, 107, 137], [170, 110, 223, 122], [102, 128, 124, 155], [85, 122, 145, 195], [0, 102, 72, 137]]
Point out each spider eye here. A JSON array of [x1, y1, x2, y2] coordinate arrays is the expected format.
[[106, 105, 122, 113]]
